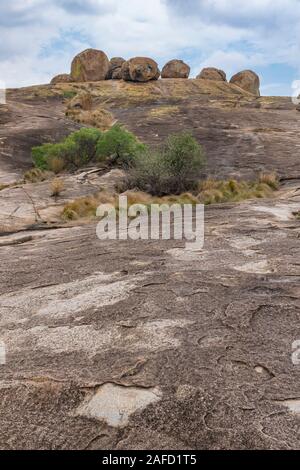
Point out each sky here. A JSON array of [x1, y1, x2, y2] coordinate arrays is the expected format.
[[0, 0, 300, 95]]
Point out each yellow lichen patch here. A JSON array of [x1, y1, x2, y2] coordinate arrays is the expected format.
[[148, 105, 180, 119]]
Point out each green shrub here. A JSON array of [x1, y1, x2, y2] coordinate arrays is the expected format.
[[163, 132, 206, 185], [32, 143, 58, 170], [63, 90, 77, 100], [96, 124, 146, 167], [127, 150, 169, 196], [64, 128, 102, 167], [32, 128, 103, 172], [127, 132, 206, 196]]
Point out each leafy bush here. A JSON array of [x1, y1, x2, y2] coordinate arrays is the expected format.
[[96, 124, 146, 167], [127, 132, 206, 195], [126, 150, 168, 196], [32, 128, 103, 172], [64, 128, 102, 167]]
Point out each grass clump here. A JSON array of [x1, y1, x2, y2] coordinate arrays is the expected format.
[[258, 172, 279, 190], [61, 190, 200, 222], [61, 173, 278, 223], [197, 177, 275, 205], [23, 168, 53, 183], [127, 131, 206, 196], [62, 192, 116, 221]]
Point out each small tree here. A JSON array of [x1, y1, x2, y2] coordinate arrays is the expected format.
[[127, 132, 206, 196], [162, 132, 206, 193]]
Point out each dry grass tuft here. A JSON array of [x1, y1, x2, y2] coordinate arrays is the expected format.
[[48, 157, 66, 174], [197, 177, 276, 205], [66, 108, 114, 131], [50, 178, 65, 198], [24, 168, 53, 183], [62, 192, 115, 220], [61, 175, 279, 222], [258, 172, 279, 190], [148, 105, 180, 119]]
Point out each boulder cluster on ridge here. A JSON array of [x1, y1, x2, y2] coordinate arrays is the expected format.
[[50, 48, 260, 96]]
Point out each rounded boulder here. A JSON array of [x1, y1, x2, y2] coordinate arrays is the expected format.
[[230, 70, 260, 97], [71, 48, 110, 82], [50, 74, 72, 85], [122, 57, 160, 82], [197, 67, 226, 81], [161, 59, 190, 79], [106, 57, 126, 80]]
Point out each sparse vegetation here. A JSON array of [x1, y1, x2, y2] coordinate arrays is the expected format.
[[31, 125, 144, 172], [197, 178, 275, 205], [61, 174, 278, 222], [50, 178, 65, 198], [127, 131, 206, 195], [293, 211, 300, 219], [32, 128, 103, 171], [258, 172, 279, 190], [63, 90, 77, 100], [23, 168, 53, 183], [62, 192, 115, 220], [96, 124, 146, 167], [67, 108, 114, 131], [148, 105, 179, 118]]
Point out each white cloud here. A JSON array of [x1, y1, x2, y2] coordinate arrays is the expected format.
[[0, 0, 299, 93]]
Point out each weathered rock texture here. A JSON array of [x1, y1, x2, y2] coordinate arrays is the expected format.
[[0, 78, 300, 450], [230, 70, 260, 96], [106, 57, 126, 80], [0, 182, 299, 449], [197, 67, 227, 81], [50, 74, 72, 85], [71, 49, 110, 82], [0, 79, 298, 185], [122, 57, 160, 82], [161, 60, 190, 79]]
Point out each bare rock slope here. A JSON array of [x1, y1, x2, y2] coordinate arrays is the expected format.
[[0, 79, 299, 450]]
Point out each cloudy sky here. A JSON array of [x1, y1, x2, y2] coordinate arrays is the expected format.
[[0, 0, 299, 95]]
